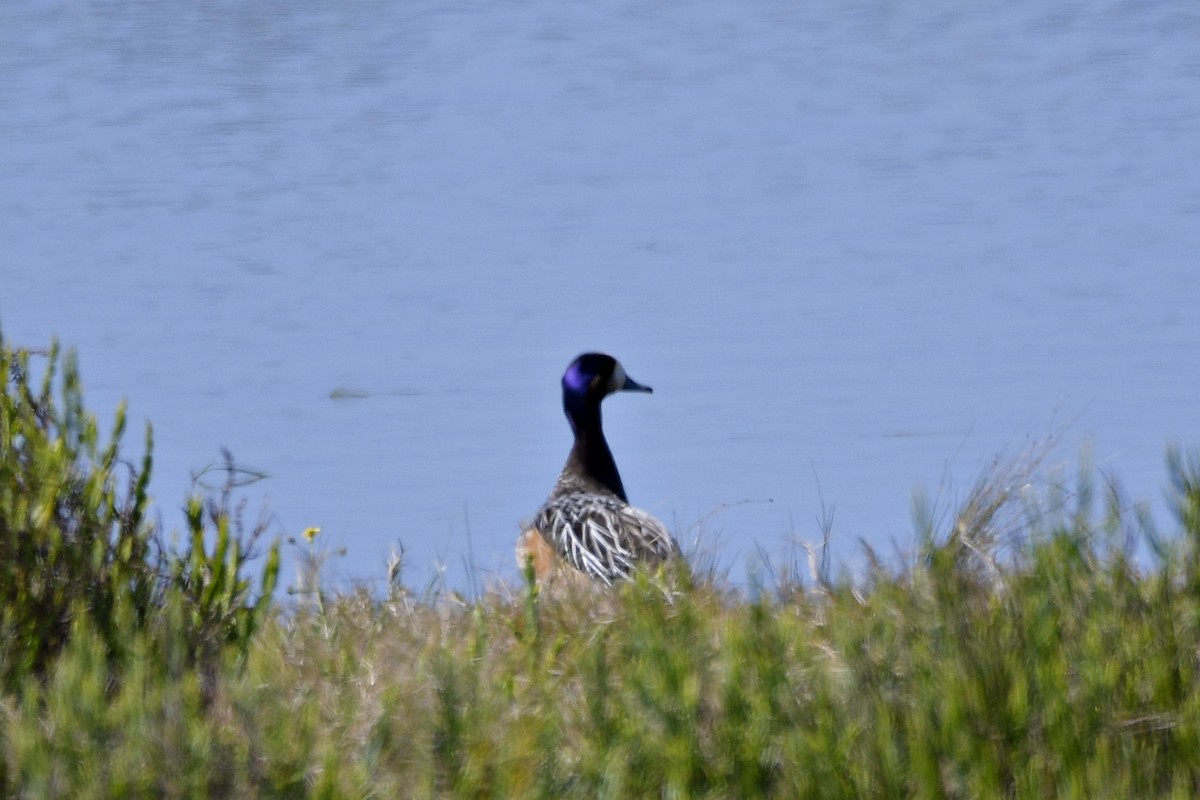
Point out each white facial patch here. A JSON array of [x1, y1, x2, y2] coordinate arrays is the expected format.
[[609, 361, 627, 392]]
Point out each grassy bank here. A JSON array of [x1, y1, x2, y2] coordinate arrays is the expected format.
[[4, 339, 1200, 798]]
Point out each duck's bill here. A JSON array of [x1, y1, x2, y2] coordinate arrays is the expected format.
[[621, 375, 653, 393]]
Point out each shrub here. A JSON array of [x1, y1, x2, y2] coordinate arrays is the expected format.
[[0, 335, 278, 697]]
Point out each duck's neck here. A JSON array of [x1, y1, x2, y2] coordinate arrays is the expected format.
[[564, 395, 628, 502]]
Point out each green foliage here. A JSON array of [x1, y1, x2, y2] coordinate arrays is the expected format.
[[0, 339, 157, 692], [0, 334, 278, 700], [8, 332, 1200, 797], [13, 474, 1200, 800], [167, 455, 280, 687]]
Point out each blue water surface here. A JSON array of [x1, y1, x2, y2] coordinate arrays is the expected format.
[[2, 0, 1199, 591]]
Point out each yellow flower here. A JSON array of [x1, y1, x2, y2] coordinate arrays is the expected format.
[[302, 526, 321, 543]]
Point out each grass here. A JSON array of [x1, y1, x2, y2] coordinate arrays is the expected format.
[[5, 336, 1200, 797]]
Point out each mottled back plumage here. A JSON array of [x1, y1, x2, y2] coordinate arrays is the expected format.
[[534, 478, 680, 586]]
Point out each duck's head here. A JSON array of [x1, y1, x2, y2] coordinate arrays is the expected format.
[[562, 352, 652, 409]]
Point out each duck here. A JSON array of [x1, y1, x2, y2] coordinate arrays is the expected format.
[[517, 352, 681, 585]]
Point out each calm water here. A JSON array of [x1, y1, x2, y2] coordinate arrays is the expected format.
[[3, 0, 1199, 590]]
